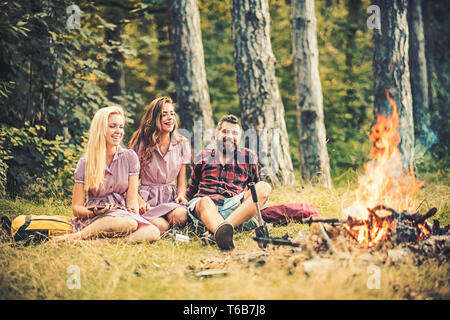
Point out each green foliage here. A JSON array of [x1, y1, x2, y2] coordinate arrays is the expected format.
[[422, 0, 450, 171], [0, 124, 85, 199], [0, 1, 148, 197], [269, 0, 300, 167], [0, 0, 447, 200], [314, 0, 375, 177], [199, 0, 239, 122], [121, 1, 174, 138]]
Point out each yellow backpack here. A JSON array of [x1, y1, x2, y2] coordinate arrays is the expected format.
[[9, 215, 73, 244]]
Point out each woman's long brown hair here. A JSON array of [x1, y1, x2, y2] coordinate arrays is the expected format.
[[129, 96, 180, 166]]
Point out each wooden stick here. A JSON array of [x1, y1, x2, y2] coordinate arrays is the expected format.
[[317, 223, 337, 254]]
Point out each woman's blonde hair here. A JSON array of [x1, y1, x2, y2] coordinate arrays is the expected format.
[[84, 106, 124, 191]]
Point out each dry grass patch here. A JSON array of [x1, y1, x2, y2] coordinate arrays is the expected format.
[[0, 178, 449, 300]]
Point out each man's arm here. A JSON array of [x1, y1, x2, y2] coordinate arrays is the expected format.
[[186, 152, 203, 200]]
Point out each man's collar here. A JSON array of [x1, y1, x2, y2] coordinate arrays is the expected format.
[[210, 147, 239, 160]]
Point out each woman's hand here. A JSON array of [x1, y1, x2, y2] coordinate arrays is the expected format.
[[176, 165, 188, 206], [175, 195, 188, 205], [126, 175, 140, 215], [139, 202, 151, 214], [87, 203, 118, 215]]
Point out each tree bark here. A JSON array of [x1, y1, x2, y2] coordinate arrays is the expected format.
[[373, 0, 415, 170], [169, 0, 214, 138], [408, 0, 434, 154], [291, 0, 332, 188], [231, 0, 295, 186], [105, 6, 126, 106]]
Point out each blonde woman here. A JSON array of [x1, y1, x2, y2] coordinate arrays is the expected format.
[[53, 106, 160, 243]]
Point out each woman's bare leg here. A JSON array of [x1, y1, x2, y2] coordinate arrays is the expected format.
[[150, 217, 170, 235], [166, 206, 188, 228], [125, 224, 161, 243], [52, 216, 138, 243]]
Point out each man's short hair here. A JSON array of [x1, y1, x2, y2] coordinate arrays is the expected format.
[[217, 114, 241, 130]]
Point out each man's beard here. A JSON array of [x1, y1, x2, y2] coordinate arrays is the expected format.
[[217, 137, 237, 158]]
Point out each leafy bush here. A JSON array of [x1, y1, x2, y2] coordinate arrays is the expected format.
[[0, 124, 85, 200]]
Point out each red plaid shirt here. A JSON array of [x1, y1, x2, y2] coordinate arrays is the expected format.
[[186, 148, 259, 206]]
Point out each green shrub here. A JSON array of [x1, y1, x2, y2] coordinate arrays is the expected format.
[[0, 124, 85, 200]]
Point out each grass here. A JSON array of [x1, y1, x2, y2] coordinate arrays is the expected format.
[[0, 172, 449, 300]]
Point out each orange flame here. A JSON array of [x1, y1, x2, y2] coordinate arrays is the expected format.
[[346, 90, 424, 247]]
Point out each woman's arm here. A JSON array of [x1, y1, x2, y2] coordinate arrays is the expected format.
[[126, 175, 140, 214], [72, 183, 93, 218], [175, 164, 188, 204], [177, 164, 187, 196]]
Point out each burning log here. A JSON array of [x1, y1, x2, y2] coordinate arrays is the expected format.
[[302, 205, 442, 249], [342, 206, 438, 247], [253, 206, 446, 252]]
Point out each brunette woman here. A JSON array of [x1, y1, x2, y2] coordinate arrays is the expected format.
[[129, 96, 191, 234]]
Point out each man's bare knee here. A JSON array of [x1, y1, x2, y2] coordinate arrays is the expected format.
[[196, 197, 215, 213], [256, 181, 271, 199]]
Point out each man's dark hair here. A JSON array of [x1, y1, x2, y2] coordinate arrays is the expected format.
[[216, 114, 241, 130]]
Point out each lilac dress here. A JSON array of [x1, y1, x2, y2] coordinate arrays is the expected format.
[[71, 146, 152, 232], [137, 134, 191, 221]]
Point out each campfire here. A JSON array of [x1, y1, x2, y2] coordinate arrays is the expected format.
[[342, 205, 434, 249], [341, 90, 432, 248], [255, 90, 448, 256]]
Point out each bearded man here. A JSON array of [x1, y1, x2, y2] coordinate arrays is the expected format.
[[186, 115, 271, 250]]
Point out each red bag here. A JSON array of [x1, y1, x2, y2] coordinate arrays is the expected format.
[[261, 203, 319, 225]]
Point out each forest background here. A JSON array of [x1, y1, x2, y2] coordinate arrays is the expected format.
[[1, 0, 449, 301], [0, 0, 448, 200]]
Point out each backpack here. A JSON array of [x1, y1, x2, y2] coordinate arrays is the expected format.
[[261, 203, 320, 225], [2, 215, 73, 244]]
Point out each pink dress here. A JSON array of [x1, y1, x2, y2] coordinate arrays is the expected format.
[[136, 134, 191, 221], [71, 146, 152, 232]]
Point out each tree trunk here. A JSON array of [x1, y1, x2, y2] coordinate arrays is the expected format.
[[291, 0, 332, 188], [105, 6, 126, 106], [169, 0, 214, 142], [231, 0, 295, 187], [373, 0, 415, 170], [408, 0, 435, 154]]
